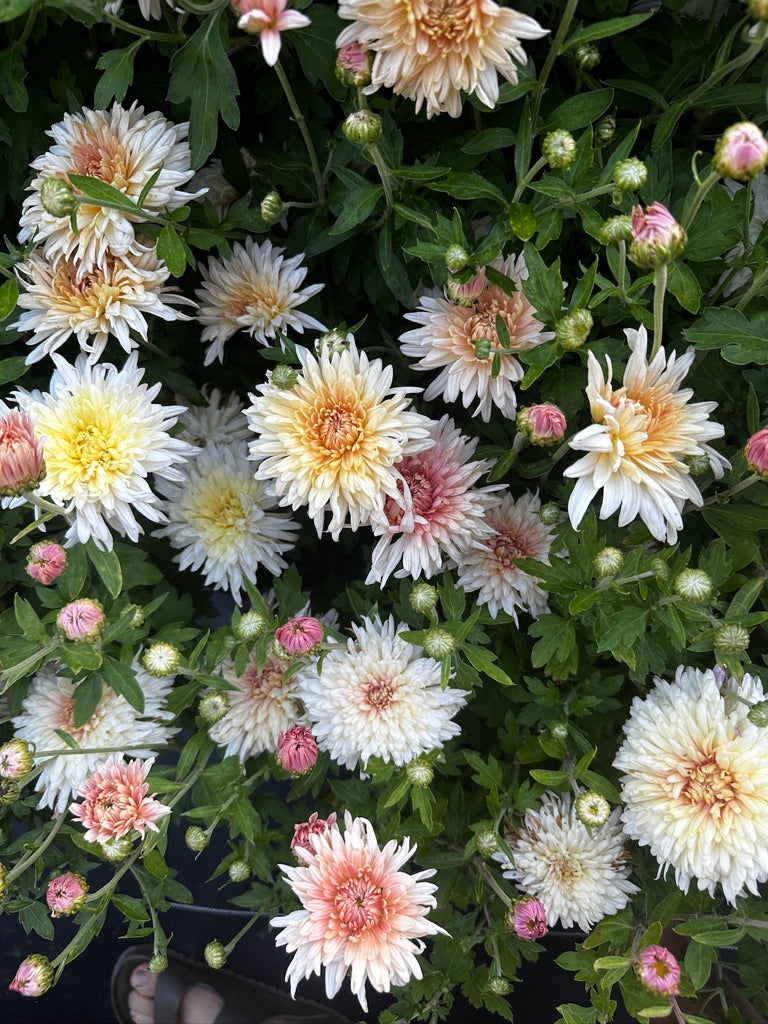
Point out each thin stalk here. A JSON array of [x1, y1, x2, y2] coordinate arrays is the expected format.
[[681, 170, 719, 231], [366, 143, 394, 213], [683, 22, 768, 111], [6, 811, 67, 884], [33, 744, 173, 758], [553, 182, 615, 208], [743, 177, 753, 249], [23, 492, 70, 517], [273, 59, 324, 202], [651, 264, 668, 360], [735, 264, 768, 311], [132, 868, 166, 958], [530, 0, 579, 131], [104, 14, 184, 42], [478, 862, 513, 908], [698, 473, 759, 508], [616, 240, 628, 302], [224, 911, 262, 955], [512, 156, 547, 203]]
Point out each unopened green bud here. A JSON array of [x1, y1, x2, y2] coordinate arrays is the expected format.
[[539, 502, 560, 526], [445, 245, 470, 274], [315, 328, 351, 357], [475, 829, 499, 857], [260, 190, 288, 226], [542, 130, 576, 170], [599, 215, 633, 245], [747, 699, 768, 727], [342, 110, 382, 146], [40, 177, 76, 217], [410, 582, 438, 615], [0, 739, 34, 780], [101, 836, 133, 862], [574, 42, 600, 71], [575, 791, 611, 827], [687, 454, 712, 476], [204, 940, 227, 969], [629, 203, 687, 269], [228, 859, 251, 883], [406, 758, 434, 788], [613, 157, 648, 191], [422, 627, 455, 659], [199, 689, 230, 725], [488, 976, 511, 997], [594, 546, 624, 578], [129, 605, 145, 628], [594, 115, 615, 149], [142, 642, 180, 677], [747, 0, 768, 21], [271, 364, 298, 390], [674, 568, 713, 602], [555, 308, 593, 350], [713, 624, 750, 655], [235, 610, 269, 641], [185, 826, 209, 852], [473, 337, 492, 360], [149, 952, 168, 974], [0, 781, 20, 805]]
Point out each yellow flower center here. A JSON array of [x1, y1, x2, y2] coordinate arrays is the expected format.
[[404, 0, 483, 52], [74, 423, 117, 478], [71, 137, 132, 192], [52, 262, 122, 318], [683, 758, 739, 815], [308, 399, 365, 456]]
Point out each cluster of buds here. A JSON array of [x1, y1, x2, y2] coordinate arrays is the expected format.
[[56, 598, 104, 643], [555, 308, 592, 350], [517, 404, 567, 447], [629, 202, 687, 269], [542, 130, 576, 170], [276, 724, 318, 775], [713, 122, 768, 181], [0, 409, 45, 498]]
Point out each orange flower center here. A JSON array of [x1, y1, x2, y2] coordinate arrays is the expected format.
[[334, 869, 385, 936], [71, 137, 132, 191], [492, 530, 527, 568], [308, 399, 364, 455], [683, 757, 738, 815], [464, 296, 522, 350], [363, 675, 395, 710], [405, 0, 484, 52]]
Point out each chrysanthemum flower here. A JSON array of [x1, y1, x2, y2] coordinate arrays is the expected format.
[[367, 415, 501, 585], [12, 247, 194, 365], [13, 353, 196, 549], [246, 341, 434, 539], [565, 326, 728, 544], [496, 793, 638, 931], [196, 238, 324, 365], [635, 946, 681, 996], [399, 253, 553, 422], [235, 0, 311, 65], [26, 541, 67, 585], [208, 652, 301, 761], [0, 406, 45, 497], [614, 666, 768, 904], [271, 812, 447, 1011], [336, 0, 547, 119], [291, 811, 337, 855], [154, 442, 299, 600], [46, 873, 88, 917], [177, 388, 251, 448], [69, 754, 171, 844], [294, 615, 468, 770], [455, 490, 553, 622], [19, 102, 201, 273], [12, 662, 176, 812]]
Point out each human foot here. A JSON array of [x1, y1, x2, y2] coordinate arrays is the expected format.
[[127, 962, 224, 1024]]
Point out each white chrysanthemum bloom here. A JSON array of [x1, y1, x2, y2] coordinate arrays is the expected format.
[[19, 102, 202, 273], [496, 793, 638, 931], [176, 388, 251, 448], [337, 0, 548, 119], [455, 490, 553, 622], [196, 238, 325, 365], [614, 667, 768, 905], [367, 415, 501, 584], [208, 651, 300, 761], [294, 615, 468, 770], [399, 254, 554, 422], [12, 660, 176, 812], [14, 353, 197, 549], [154, 442, 300, 600], [246, 341, 435, 539], [564, 326, 729, 544], [12, 247, 195, 365]]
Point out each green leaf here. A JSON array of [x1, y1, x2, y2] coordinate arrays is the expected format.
[[689, 928, 745, 946], [565, 13, 654, 49], [507, 203, 536, 242], [112, 894, 149, 922], [142, 849, 169, 878], [168, 10, 240, 168], [529, 615, 576, 668], [0, 277, 18, 320], [14, 594, 48, 644], [86, 541, 122, 598], [464, 645, 514, 686], [156, 225, 187, 277], [0, 44, 27, 112], [0, 0, 35, 23], [636, 1007, 672, 1019], [684, 309, 768, 365], [329, 185, 383, 236], [595, 606, 649, 655], [521, 243, 563, 325], [72, 675, 103, 728], [94, 40, 143, 108], [684, 940, 714, 990], [461, 128, 516, 155], [593, 956, 631, 970], [667, 262, 701, 314], [543, 89, 614, 132], [19, 902, 55, 941], [427, 172, 507, 206], [530, 768, 568, 787], [0, 354, 29, 385], [101, 658, 145, 713], [68, 174, 139, 212]]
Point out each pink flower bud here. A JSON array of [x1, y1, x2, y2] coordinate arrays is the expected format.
[[56, 598, 105, 642], [26, 542, 67, 585], [274, 616, 323, 656], [445, 268, 486, 306], [0, 739, 34, 780], [335, 41, 373, 87], [277, 725, 318, 775], [714, 122, 768, 181], [635, 945, 681, 995], [509, 898, 548, 940], [0, 409, 45, 498], [290, 811, 337, 856], [517, 404, 567, 446], [46, 872, 88, 917], [9, 954, 53, 997], [629, 202, 687, 268], [745, 425, 768, 478]]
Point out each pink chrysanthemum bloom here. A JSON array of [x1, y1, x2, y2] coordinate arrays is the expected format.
[[69, 754, 170, 844], [277, 725, 318, 775], [0, 406, 45, 498], [336, 0, 547, 119], [714, 122, 768, 181], [26, 541, 67, 585], [517, 403, 567, 446], [511, 898, 548, 940], [234, 0, 311, 65], [455, 490, 554, 623], [290, 811, 337, 856], [565, 326, 728, 544], [274, 616, 324, 656], [745, 424, 768, 478], [271, 812, 448, 1010], [56, 598, 105, 642], [367, 415, 501, 585], [399, 253, 554, 422], [636, 945, 680, 995], [628, 202, 687, 268], [46, 872, 88, 917], [8, 955, 53, 997]]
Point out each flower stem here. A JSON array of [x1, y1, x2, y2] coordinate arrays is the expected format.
[[512, 156, 547, 203], [616, 240, 628, 301], [224, 911, 262, 956], [530, 0, 579, 131], [273, 59, 324, 202], [651, 264, 668, 360], [366, 143, 394, 213], [681, 169, 719, 231], [478, 862, 513, 908], [698, 473, 760, 508], [734, 262, 768, 311], [6, 810, 67, 884], [33, 745, 173, 758]]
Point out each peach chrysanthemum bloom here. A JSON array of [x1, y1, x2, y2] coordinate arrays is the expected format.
[[246, 341, 434, 539], [336, 0, 547, 119], [19, 102, 202, 274], [271, 811, 448, 1010], [399, 253, 554, 422], [614, 667, 768, 905], [565, 325, 729, 544], [69, 754, 171, 844], [0, 406, 45, 498]]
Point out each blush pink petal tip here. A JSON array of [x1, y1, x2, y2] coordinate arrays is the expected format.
[[277, 725, 318, 774], [274, 616, 324, 655], [745, 425, 768, 477], [26, 541, 67, 585], [290, 811, 337, 855], [511, 898, 548, 940], [234, 0, 310, 65], [69, 753, 171, 845], [0, 408, 45, 497], [46, 872, 88, 917]]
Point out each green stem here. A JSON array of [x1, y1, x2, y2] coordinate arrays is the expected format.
[[366, 143, 394, 213], [698, 473, 760, 508], [530, 0, 580, 131], [512, 156, 547, 203], [33, 745, 173, 758], [681, 170, 719, 231], [6, 810, 67, 884], [273, 59, 324, 202], [651, 264, 668, 360], [554, 182, 615, 208], [683, 21, 768, 112], [104, 13, 185, 42], [616, 240, 628, 302], [24, 492, 70, 517], [224, 911, 262, 955], [18, 0, 40, 45], [1, 639, 58, 689], [132, 867, 166, 958], [742, 176, 753, 250], [735, 264, 768, 311]]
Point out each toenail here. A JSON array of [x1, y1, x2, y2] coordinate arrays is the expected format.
[[131, 964, 149, 985]]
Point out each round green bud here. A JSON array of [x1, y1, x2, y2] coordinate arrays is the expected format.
[[575, 791, 611, 827], [594, 114, 616, 148], [129, 605, 145, 628], [445, 245, 470, 274], [473, 337, 492, 360], [555, 308, 593, 350], [342, 110, 383, 146], [204, 940, 227, 970], [406, 758, 434, 788], [747, 0, 768, 21], [315, 328, 351, 357], [488, 976, 511, 997], [0, 781, 19, 805], [542, 130, 576, 170], [235, 610, 270, 641], [260, 190, 288, 226], [594, 546, 624, 578], [410, 582, 438, 615], [687, 454, 712, 477], [613, 157, 648, 191], [422, 627, 455, 659], [674, 568, 713, 602], [40, 177, 76, 217], [0, 738, 34, 780], [228, 859, 251, 883], [475, 830, 499, 857], [149, 953, 168, 974], [271, 364, 298, 390], [539, 502, 560, 526], [550, 722, 568, 744], [100, 836, 133, 862], [574, 42, 600, 71], [142, 642, 180, 678], [650, 557, 669, 581], [199, 689, 230, 725], [713, 623, 750, 655], [747, 699, 768, 727], [598, 215, 633, 245], [185, 826, 210, 852]]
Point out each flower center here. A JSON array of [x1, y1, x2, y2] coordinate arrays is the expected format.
[[334, 869, 385, 936], [683, 757, 738, 814], [465, 297, 520, 348], [74, 424, 117, 476], [71, 138, 131, 192], [363, 674, 395, 711], [549, 855, 582, 885], [407, 0, 480, 51], [243, 657, 285, 699], [309, 401, 364, 455], [492, 530, 527, 568]]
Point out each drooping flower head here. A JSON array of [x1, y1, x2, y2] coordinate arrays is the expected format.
[[336, 0, 547, 119], [614, 666, 768, 904], [0, 407, 45, 498], [196, 238, 324, 365], [635, 945, 681, 996], [399, 253, 554, 422], [271, 812, 448, 1011], [26, 541, 67, 585], [233, 0, 311, 65], [294, 615, 468, 770], [246, 341, 434, 539], [13, 353, 197, 549], [8, 955, 53, 998], [565, 326, 728, 544], [70, 754, 171, 844]]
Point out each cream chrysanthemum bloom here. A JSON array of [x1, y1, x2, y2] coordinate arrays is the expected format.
[[196, 238, 325, 365], [12, 247, 194, 365], [367, 415, 501, 584], [399, 254, 554, 422], [246, 341, 434, 538], [614, 667, 768, 904], [455, 490, 553, 622], [565, 326, 728, 544], [154, 442, 300, 600], [177, 388, 251, 448], [12, 661, 176, 812], [294, 615, 468, 770], [14, 353, 196, 549], [19, 102, 201, 273], [496, 793, 638, 931], [271, 812, 447, 1011], [336, 0, 547, 119], [208, 651, 300, 761]]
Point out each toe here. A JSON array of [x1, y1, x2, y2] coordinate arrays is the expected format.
[[131, 964, 157, 997], [127, 987, 154, 1024]]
